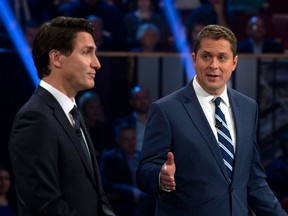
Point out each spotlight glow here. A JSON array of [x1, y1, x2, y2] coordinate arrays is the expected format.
[[0, 0, 39, 86], [162, 0, 195, 82]]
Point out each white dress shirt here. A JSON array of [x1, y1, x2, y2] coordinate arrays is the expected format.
[[193, 76, 236, 152]]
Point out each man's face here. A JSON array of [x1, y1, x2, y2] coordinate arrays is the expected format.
[[91, 20, 103, 43], [0, 170, 11, 194], [84, 100, 103, 122], [118, 129, 136, 156], [60, 32, 100, 96], [141, 29, 158, 50], [192, 37, 237, 96], [130, 89, 151, 114], [247, 18, 266, 40]]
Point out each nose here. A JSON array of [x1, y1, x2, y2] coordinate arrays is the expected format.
[[92, 55, 101, 70], [209, 57, 218, 70]]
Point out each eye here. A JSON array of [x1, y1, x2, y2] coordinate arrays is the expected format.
[[218, 55, 227, 62], [83, 50, 90, 55], [201, 53, 210, 60]]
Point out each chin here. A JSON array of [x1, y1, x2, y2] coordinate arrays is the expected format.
[[87, 81, 95, 89]]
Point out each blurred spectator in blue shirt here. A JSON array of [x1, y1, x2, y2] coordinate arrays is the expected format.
[[100, 122, 155, 216], [237, 15, 284, 53], [266, 132, 288, 203]]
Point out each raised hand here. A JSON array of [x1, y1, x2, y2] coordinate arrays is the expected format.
[[160, 152, 176, 191]]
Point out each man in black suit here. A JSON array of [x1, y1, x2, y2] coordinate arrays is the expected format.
[[9, 16, 115, 216], [237, 15, 284, 54]]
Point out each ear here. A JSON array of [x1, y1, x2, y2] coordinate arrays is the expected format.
[[192, 53, 196, 64], [232, 55, 238, 72], [49, 49, 62, 68]]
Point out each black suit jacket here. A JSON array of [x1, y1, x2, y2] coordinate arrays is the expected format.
[[9, 86, 115, 216]]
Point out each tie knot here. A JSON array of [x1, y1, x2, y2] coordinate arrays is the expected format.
[[213, 97, 222, 107], [70, 105, 79, 118], [70, 105, 81, 132]]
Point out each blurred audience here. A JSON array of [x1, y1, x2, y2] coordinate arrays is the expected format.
[[123, 0, 166, 49], [130, 23, 162, 52], [115, 86, 151, 152], [68, 0, 127, 50], [78, 91, 114, 161], [12, 0, 32, 27], [0, 163, 17, 216], [105, 0, 138, 15], [185, 0, 229, 29], [227, 0, 268, 14], [23, 20, 39, 49], [237, 15, 284, 54], [265, 132, 288, 204], [33, 0, 79, 22], [100, 122, 155, 216], [87, 15, 118, 51], [186, 21, 204, 52]]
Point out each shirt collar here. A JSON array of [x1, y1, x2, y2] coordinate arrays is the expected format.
[[193, 75, 230, 107], [40, 80, 76, 113]]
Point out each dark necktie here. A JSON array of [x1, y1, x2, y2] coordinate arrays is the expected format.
[[213, 97, 234, 179], [70, 106, 93, 169]]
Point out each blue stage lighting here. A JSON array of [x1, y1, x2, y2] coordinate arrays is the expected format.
[[161, 0, 195, 82], [0, 0, 39, 86]]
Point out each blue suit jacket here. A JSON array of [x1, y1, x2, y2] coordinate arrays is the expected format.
[[137, 81, 287, 216]]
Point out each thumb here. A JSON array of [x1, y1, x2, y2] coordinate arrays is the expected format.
[[166, 152, 174, 165]]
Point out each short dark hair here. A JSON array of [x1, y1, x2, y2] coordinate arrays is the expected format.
[[32, 16, 95, 79], [78, 91, 102, 111], [114, 122, 135, 140], [129, 85, 150, 99], [193, 24, 237, 57]]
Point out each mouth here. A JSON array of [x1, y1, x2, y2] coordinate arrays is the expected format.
[[88, 71, 96, 79], [207, 74, 220, 78]]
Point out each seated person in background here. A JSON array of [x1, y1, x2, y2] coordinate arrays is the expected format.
[[0, 163, 17, 216], [186, 22, 205, 52], [130, 23, 162, 52], [100, 122, 155, 216], [266, 132, 288, 204], [123, 0, 166, 49], [114, 86, 151, 152], [185, 0, 229, 28], [78, 91, 114, 161], [23, 20, 39, 50], [87, 15, 118, 51], [237, 15, 284, 54]]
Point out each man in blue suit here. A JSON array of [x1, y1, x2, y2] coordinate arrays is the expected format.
[[136, 24, 287, 216]]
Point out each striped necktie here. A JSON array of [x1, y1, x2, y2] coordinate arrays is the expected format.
[[213, 97, 234, 179]]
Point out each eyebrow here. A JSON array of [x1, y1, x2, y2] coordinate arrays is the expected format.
[[201, 51, 228, 55], [85, 45, 96, 51]]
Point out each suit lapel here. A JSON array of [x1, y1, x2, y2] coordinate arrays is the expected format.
[[35, 87, 98, 186], [227, 90, 245, 181], [78, 111, 104, 187], [181, 82, 231, 182]]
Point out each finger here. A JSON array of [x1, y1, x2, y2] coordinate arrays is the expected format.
[[166, 152, 174, 165]]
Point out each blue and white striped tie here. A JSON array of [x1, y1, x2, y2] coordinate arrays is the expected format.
[[213, 97, 234, 179]]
